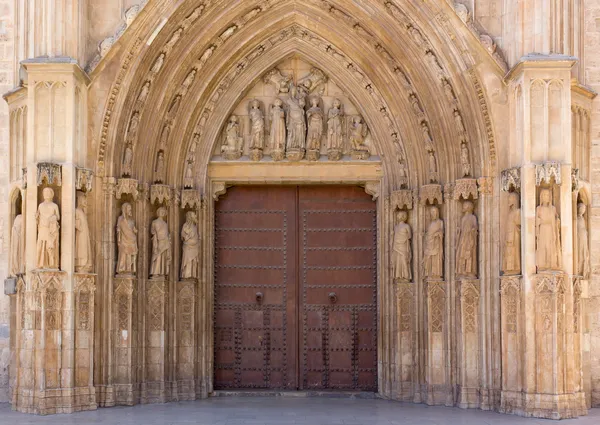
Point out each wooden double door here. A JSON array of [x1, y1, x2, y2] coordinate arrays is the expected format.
[[214, 186, 377, 391]]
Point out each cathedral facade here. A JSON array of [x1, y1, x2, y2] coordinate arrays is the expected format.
[[0, 0, 599, 419]]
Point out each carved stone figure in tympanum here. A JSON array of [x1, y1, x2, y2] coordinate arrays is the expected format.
[[249, 99, 265, 161], [9, 214, 24, 276], [306, 96, 324, 161], [327, 99, 344, 160], [181, 211, 200, 280], [116, 202, 138, 275], [122, 143, 133, 177], [222, 115, 242, 160], [456, 201, 478, 278], [285, 86, 307, 161], [150, 207, 171, 277], [424, 206, 444, 279], [577, 202, 591, 278], [154, 151, 166, 183], [503, 192, 521, 275], [392, 210, 412, 282], [350, 116, 370, 160], [269, 98, 286, 161], [75, 192, 93, 273], [535, 189, 561, 271], [36, 187, 60, 269]]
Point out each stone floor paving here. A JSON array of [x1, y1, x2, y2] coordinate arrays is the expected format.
[[0, 397, 599, 425]]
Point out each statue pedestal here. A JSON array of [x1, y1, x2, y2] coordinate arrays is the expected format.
[[249, 148, 263, 162], [394, 281, 416, 401], [174, 279, 198, 400], [456, 278, 480, 409], [285, 148, 305, 161], [112, 275, 136, 406], [141, 277, 168, 404]]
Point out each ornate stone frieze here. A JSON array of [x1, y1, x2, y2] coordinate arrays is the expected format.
[[115, 178, 140, 200], [391, 189, 413, 210], [535, 161, 561, 186], [501, 167, 520, 192], [181, 189, 201, 209], [420, 184, 443, 205], [453, 178, 478, 201], [76, 167, 93, 192], [37, 162, 62, 186], [150, 184, 172, 206]]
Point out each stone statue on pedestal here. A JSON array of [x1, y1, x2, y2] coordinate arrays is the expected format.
[[36, 187, 60, 269], [269, 98, 286, 161], [424, 206, 444, 279], [9, 214, 24, 276], [150, 207, 171, 277], [116, 202, 138, 275], [181, 211, 200, 279], [456, 201, 478, 278], [392, 210, 412, 282], [577, 202, 591, 278], [503, 192, 521, 275], [75, 192, 93, 273], [535, 189, 561, 271]]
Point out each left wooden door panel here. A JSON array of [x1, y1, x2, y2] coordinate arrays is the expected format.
[[214, 186, 298, 389]]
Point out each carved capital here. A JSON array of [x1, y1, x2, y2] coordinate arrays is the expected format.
[[501, 167, 520, 192], [103, 176, 117, 197], [76, 167, 94, 192], [115, 178, 139, 200], [391, 189, 413, 210], [454, 178, 479, 201], [37, 162, 62, 186], [213, 182, 228, 200], [477, 177, 494, 196], [364, 182, 380, 201], [181, 189, 201, 209], [535, 161, 561, 186], [420, 184, 443, 205], [150, 184, 172, 206]]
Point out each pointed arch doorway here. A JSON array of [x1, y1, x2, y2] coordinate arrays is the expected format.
[[213, 185, 378, 391]]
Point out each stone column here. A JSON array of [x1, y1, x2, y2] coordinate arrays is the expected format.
[[504, 56, 586, 419]]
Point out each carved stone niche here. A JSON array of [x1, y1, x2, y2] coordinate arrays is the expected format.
[[501, 167, 521, 192], [453, 178, 478, 201], [419, 184, 443, 205], [391, 189, 414, 210], [181, 189, 201, 210], [37, 162, 62, 186], [536, 161, 561, 186], [115, 178, 139, 200], [76, 167, 94, 192], [150, 184, 172, 206]]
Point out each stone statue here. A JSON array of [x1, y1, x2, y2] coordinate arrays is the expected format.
[[116, 202, 138, 275], [126, 113, 139, 144], [75, 192, 93, 273], [285, 86, 307, 160], [221, 115, 242, 159], [443, 79, 456, 103], [428, 151, 438, 183], [456, 201, 478, 278], [503, 192, 521, 275], [155, 151, 166, 183], [122, 143, 133, 177], [460, 142, 471, 177], [269, 98, 286, 161], [424, 206, 444, 279], [577, 203, 591, 278], [9, 214, 24, 276], [36, 187, 60, 269], [137, 81, 150, 105], [535, 189, 561, 271], [150, 207, 171, 277], [454, 110, 466, 135], [151, 53, 165, 74], [421, 122, 434, 152], [181, 211, 200, 279], [392, 210, 412, 282], [184, 160, 194, 189], [249, 99, 265, 152], [350, 115, 369, 159], [327, 99, 344, 160], [306, 96, 324, 160]]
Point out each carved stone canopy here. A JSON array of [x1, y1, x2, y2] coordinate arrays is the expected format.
[[391, 189, 413, 210], [76, 167, 94, 192], [419, 184, 443, 205], [454, 178, 478, 201], [150, 184, 172, 206], [37, 162, 62, 186], [181, 189, 201, 209], [501, 167, 520, 192], [535, 161, 561, 186], [115, 178, 140, 200]]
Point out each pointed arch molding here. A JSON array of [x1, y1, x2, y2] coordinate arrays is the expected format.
[[94, 0, 500, 191]]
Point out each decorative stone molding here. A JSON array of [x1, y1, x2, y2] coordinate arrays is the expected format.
[[150, 184, 172, 206], [468, 70, 497, 173], [364, 182, 380, 200], [76, 167, 94, 192], [391, 189, 413, 210], [420, 184, 443, 205], [535, 161, 561, 186], [213, 182, 228, 200], [477, 177, 494, 196], [115, 178, 139, 200], [181, 189, 201, 209], [453, 178, 478, 201], [501, 167, 520, 192], [534, 272, 566, 295], [37, 162, 62, 186]]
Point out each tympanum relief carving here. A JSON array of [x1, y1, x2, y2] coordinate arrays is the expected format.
[[213, 59, 376, 162]]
